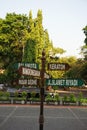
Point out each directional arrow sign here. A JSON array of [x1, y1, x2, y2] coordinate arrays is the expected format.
[[19, 67, 50, 79], [44, 73, 50, 79], [19, 66, 40, 77], [46, 79, 84, 86], [18, 79, 39, 86], [14, 62, 39, 69], [48, 63, 70, 71]]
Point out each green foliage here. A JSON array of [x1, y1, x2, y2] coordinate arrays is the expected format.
[[81, 98, 87, 103], [66, 60, 87, 84], [30, 91, 40, 101], [23, 39, 36, 62], [0, 91, 3, 97], [46, 93, 51, 98], [3, 92, 10, 97], [0, 97, 9, 101], [81, 45, 87, 60], [80, 62, 87, 83], [78, 92, 83, 101], [14, 97, 26, 101], [81, 26, 87, 60], [1, 10, 87, 86], [63, 94, 76, 102], [63, 95, 69, 102], [14, 91, 19, 97], [69, 94, 76, 102], [21, 91, 27, 97], [0, 91, 10, 100], [0, 10, 60, 83], [0, 13, 28, 68], [45, 93, 57, 102], [31, 91, 36, 98], [83, 26, 87, 45], [54, 93, 60, 101]]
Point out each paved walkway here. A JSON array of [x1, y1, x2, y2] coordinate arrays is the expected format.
[[0, 105, 87, 130]]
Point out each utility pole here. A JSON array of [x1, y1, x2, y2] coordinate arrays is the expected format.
[[39, 49, 46, 130]]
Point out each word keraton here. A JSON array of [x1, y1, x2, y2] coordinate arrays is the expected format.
[[48, 63, 70, 70], [49, 64, 65, 70]]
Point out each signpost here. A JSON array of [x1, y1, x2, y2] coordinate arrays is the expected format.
[[16, 52, 84, 130], [46, 79, 84, 86], [39, 49, 45, 130], [48, 63, 70, 70]]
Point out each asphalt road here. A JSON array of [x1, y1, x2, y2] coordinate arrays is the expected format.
[[0, 105, 87, 130]]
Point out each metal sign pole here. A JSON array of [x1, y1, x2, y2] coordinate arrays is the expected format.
[[39, 49, 45, 130]]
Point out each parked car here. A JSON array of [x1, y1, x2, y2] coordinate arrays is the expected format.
[[18, 87, 39, 97], [17, 87, 48, 98], [7, 87, 17, 97]]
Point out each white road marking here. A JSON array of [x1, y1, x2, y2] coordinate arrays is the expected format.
[[68, 108, 79, 119], [68, 108, 86, 128], [0, 106, 18, 128]]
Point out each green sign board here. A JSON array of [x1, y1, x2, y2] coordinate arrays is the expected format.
[[46, 79, 84, 86], [14, 62, 39, 69]]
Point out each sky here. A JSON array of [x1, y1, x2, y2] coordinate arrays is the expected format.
[[0, 0, 87, 58]]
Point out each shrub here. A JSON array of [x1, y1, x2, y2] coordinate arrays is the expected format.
[[45, 93, 56, 102], [46, 93, 51, 98], [81, 98, 87, 103], [0, 92, 10, 100], [31, 91, 36, 98], [69, 94, 76, 102], [14, 91, 19, 97], [21, 91, 27, 98], [54, 93, 60, 101], [63, 95, 69, 102], [78, 92, 83, 101], [0, 91, 3, 97], [4, 92, 10, 97]]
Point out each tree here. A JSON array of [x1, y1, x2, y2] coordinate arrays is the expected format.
[[81, 26, 87, 60], [23, 10, 54, 69], [65, 58, 87, 84], [80, 62, 87, 84], [23, 39, 36, 62], [0, 13, 29, 68], [83, 26, 87, 45], [0, 13, 29, 84], [0, 10, 67, 85]]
